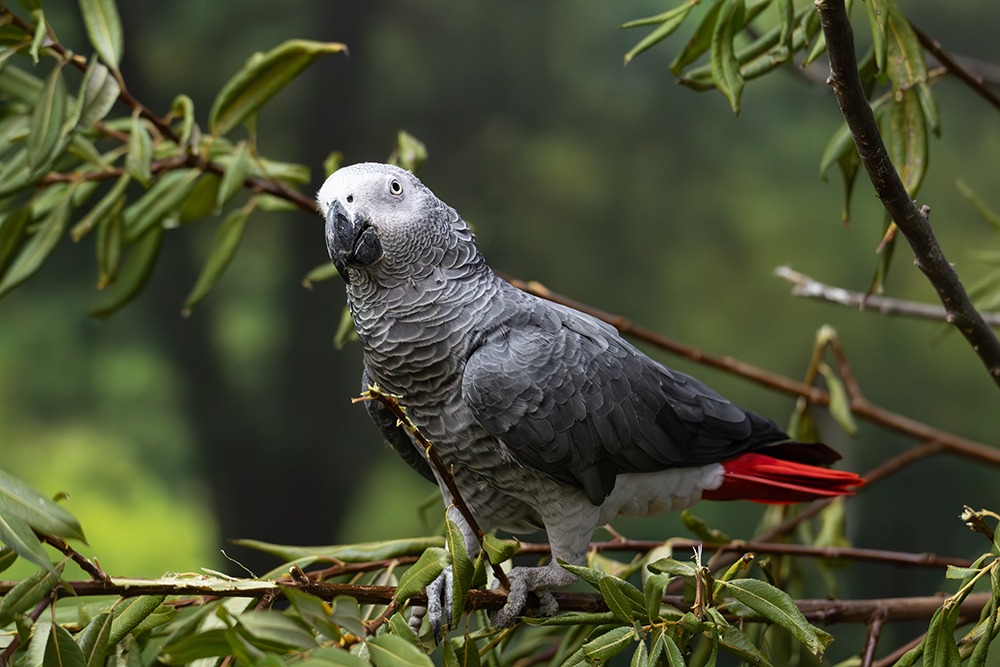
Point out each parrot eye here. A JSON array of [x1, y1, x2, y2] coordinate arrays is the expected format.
[[388, 179, 403, 196]]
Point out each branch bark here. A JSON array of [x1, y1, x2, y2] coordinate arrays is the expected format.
[[776, 266, 1000, 328], [815, 0, 1000, 389]]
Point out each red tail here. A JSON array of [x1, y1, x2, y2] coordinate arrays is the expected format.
[[701, 452, 864, 503]]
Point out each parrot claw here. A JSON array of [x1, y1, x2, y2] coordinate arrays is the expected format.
[[489, 563, 577, 628], [408, 565, 453, 642]]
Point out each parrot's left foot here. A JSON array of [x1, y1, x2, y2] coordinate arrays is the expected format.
[[489, 562, 578, 628], [408, 565, 453, 641]]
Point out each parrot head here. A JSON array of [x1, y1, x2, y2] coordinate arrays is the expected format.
[[317, 163, 447, 284]]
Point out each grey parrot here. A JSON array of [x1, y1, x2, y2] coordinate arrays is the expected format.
[[317, 162, 863, 631]]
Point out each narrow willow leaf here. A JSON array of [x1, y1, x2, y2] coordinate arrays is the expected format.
[[710, 0, 745, 114], [884, 2, 925, 91], [366, 633, 434, 667], [333, 304, 358, 349], [448, 636, 481, 667], [182, 207, 250, 315], [108, 595, 166, 645], [122, 168, 200, 242], [599, 577, 637, 624], [646, 557, 697, 579], [28, 9, 46, 64], [237, 610, 317, 652], [719, 624, 773, 666], [71, 173, 130, 241], [76, 611, 112, 667], [968, 600, 997, 666], [160, 628, 232, 663], [0, 470, 86, 542], [864, 0, 887, 73], [659, 632, 686, 667], [125, 111, 153, 186], [209, 39, 347, 136], [777, 0, 793, 48], [886, 87, 927, 197], [27, 61, 68, 169], [45, 622, 87, 667], [393, 547, 450, 604], [629, 637, 648, 667], [0, 208, 31, 275], [0, 63, 44, 104], [178, 173, 222, 224], [0, 546, 17, 574], [0, 184, 74, 298], [956, 180, 1000, 233], [670, 0, 725, 76], [482, 533, 519, 565], [445, 518, 473, 627], [171, 94, 195, 146], [78, 0, 123, 70], [0, 513, 54, 573], [0, 565, 62, 626], [302, 261, 340, 288], [521, 611, 620, 627], [622, 1, 698, 66], [283, 588, 345, 641], [95, 196, 123, 289], [582, 626, 636, 664], [387, 131, 428, 174], [817, 362, 858, 435], [72, 57, 120, 130], [924, 604, 961, 667], [644, 573, 671, 623], [681, 511, 731, 545], [90, 224, 162, 318], [232, 536, 444, 563], [721, 579, 833, 657], [216, 140, 252, 211]]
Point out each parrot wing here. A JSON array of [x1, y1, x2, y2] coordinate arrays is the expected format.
[[462, 299, 789, 506]]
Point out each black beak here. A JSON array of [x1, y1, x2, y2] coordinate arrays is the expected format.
[[325, 199, 382, 284]]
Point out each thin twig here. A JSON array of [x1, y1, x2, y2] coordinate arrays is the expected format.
[[816, 0, 1000, 387], [37, 533, 110, 583], [776, 266, 1000, 328], [354, 387, 512, 591], [860, 610, 887, 667], [908, 21, 1000, 113]]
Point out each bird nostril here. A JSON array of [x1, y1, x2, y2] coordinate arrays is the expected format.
[[346, 194, 354, 203]]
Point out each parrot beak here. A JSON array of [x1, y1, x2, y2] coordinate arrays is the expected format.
[[325, 199, 382, 284]]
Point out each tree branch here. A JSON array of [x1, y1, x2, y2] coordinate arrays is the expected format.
[[815, 0, 1000, 389], [776, 266, 1000, 328], [908, 22, 1000, 113]]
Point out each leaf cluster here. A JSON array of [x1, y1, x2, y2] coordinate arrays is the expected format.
[[0, 0, 345, 316]]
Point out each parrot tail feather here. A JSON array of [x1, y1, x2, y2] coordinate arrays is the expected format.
[[701, 452, 864, 503]]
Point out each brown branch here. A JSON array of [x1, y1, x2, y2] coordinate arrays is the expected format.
[[504, 276, 1000, 468], [816, 0, 1000, 388], [908, 22, 1000, 114], [37, 533, 110, 583], [0, 576, 985, 627], [860, 609, 887, 667], [776, 266, 1000, 328], [354, 387, 512, 591]]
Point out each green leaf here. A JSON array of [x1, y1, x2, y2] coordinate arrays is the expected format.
[[956, 179, 1000, 233], [646, 557, 697, 579], [0, 546, 17, 574], [71, 173, 131, 241], [122, 168, 200, 242], [95, 196, 124, 289], [89, 221, 162, 318], [681, 511, 731, 545], [521, 611, 620, 627], [299, 647, 372, 667], [182, 207, 251, 315], [671, 0, 724, 76], [817, 362, 857, 435], [387, 131, 428, 174], [657, 632, 686, 667], [72, 57, 120, 130], [238, 610, 317, 651], [216, 140, 252, 211], [232, 536, 445, 563], [710, 0, 745, 114], [45, 622, 87, 667], [886, 87, 928, 197], [125, 111, 153, 186], [27, 61, 68, 169], [0, 467, 85, 542], [599, 577, 637, 624], [482, 533, 519, 565], [366, 633, 434, 667], [0, 565, 62, 626], [170, 94, 195, 146], [718, 624, 773, 666], [75, 611, 111, 667], [622, 1, 698, 66], [0, 208, 31, 277], [161, 628, 233, 663], [445, 519, 474, 628], [209, 39, 347, 136], [864, 0, 887, 73], [924, 604, 961, 667], [447, 636, 481, 667], [720, 578, 833, 657], [0, 514, 53, 573], [109, 595, 166, 645], [303, 261, 341, 289], [394, 547, 450, 604], [78, 0, 123, 70], [644, 573, 671, 623], [28, 9, 46, 64], [582, 626, 636, 664]]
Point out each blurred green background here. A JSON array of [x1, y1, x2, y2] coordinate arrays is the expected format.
[[2, 0, 999, 641]]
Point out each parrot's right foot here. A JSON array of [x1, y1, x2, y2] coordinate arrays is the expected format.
[[408, 565, 453, 641], [489, 563, 577, 628]]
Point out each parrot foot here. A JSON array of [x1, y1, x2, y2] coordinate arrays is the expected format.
[[489, 563, 577, 628], [408, 565, 453, 641]]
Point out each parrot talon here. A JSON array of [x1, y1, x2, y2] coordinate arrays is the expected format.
[[489, 563, 577, 628], [409, 566, 453, 642]]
